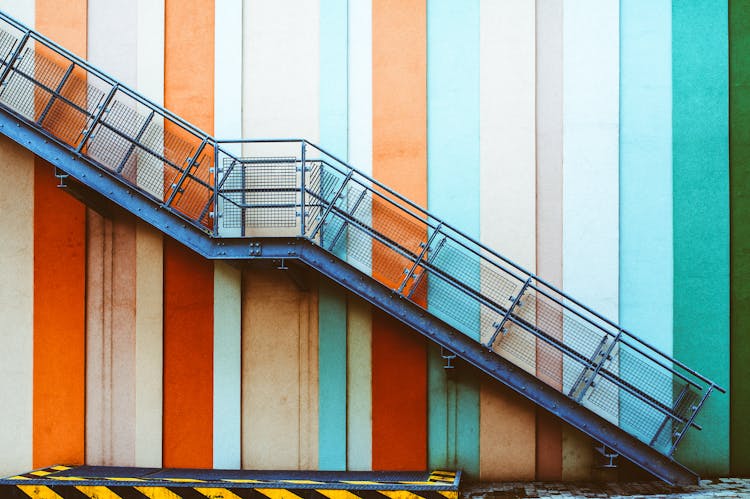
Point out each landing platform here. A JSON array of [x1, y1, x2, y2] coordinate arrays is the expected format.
[[1, 465, 461, 498]]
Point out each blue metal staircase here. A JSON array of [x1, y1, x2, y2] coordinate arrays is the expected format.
[[0, 11, 724, 485]]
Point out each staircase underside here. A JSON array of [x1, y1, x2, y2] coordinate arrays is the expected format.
[[0, 107, 701, 486]]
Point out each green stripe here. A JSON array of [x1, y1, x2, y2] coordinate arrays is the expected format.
[[672, 0, 730, 474], [730, 0, 750, 475]]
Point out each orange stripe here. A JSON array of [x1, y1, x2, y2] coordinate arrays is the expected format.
[[32, 0, 88, 469], [163, 0, 215, 468], [371, 0, 428, 470]]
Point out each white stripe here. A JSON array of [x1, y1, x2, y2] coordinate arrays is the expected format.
[[135, 0, 165, 468], [345, 0, 372, 471]]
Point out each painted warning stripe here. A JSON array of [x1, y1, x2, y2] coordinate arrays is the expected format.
[[10, 466, 74, 480], [11, 485, 459, 499], [30, 477, 454, 488]]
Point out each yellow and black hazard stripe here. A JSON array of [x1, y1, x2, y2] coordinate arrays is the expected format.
[[2, 467, 460, 499], [8, 484, 459, 498]]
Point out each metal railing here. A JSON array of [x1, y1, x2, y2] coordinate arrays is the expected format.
[[0, 10, 724, 459]]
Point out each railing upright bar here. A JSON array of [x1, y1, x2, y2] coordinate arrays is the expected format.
[[309, 170, 353, 241], [398, 222, 443, 294], [36, 62, 74, 126], [486, 277, 533, 349], [75, 83, 118, 153], [668, 384, 715, 455], [212, 140, 219, 236], [0, 30, 28, 89], [300, 141, 307, 236], [164, 137, 209, 208], [115, 110, 155, 173]]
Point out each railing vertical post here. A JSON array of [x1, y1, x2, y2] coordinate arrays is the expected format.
[[164, 137, 209, 207], [36, 62, 74, 126], [300, 141, 307, 236], [398, 222, 443, 294], [486, 277, 533, 349], [0, 31, 29, 90], [115, 109, 155, 173], [213, 141, 219, 236], [668, 384, 714, 456], [569, 330, 622, 403], [76, 83, 118, 153], [309, 169, 353, 241]]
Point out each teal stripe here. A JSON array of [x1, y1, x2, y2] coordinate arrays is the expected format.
[[426, 0, 480, 479], [318, 0, 348, 471], [673, 0, 730, 474], [619, 0, 673, 448]]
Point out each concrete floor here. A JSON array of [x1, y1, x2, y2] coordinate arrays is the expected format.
[[462, 478, 750, 498]]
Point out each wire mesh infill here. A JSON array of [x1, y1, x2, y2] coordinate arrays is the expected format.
[[219, 156, 300, 229]]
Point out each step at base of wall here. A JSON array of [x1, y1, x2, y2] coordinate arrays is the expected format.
[[1, 465, 461, 498]]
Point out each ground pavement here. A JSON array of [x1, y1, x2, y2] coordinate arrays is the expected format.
[[462, 478, 750, 498]]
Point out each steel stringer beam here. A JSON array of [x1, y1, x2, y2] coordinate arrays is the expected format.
[[294, 241, 700, 486]]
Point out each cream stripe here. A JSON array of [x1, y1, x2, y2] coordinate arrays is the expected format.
[[478, 0, 536, 481], [134, 0, 165, 468], [241, 0, 320, 470], [346, 0, 373, 472], [86, 0, 138, 466], [561, 0, 620, 480], [0, 0, 34, 481], [0, 136, 34, 477]]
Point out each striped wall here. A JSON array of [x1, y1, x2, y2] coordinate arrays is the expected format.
[[0, 0, 743, 480]]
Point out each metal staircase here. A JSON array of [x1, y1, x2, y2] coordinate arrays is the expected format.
[[0, 11, 724, 485]]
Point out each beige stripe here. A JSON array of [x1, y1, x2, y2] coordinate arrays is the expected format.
[[479, 0, 537, 481], [0, 134, 34, 476]]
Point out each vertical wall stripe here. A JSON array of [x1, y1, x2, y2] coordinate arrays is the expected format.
[[134, 223, 163, 467], [163, 0, 215, 469], [478, 0, 537, 481], [242, 0, 321, 470], [372, 0, 427, 471], [242, 271, 320, 469], [319, 0, 348, 471], [213, 262, 241, 468], [0, 137, 34, 476], [134, 0, 165, 469], [0, 3, 34, 467], [730, 0, 750, 475], [213, 0, 243, 470], [561, 0, 619, 479], [346, 0, 373, 472], [427, 0, 480, 480], [619, 0, 673, 354], [0, 0, 34, 479], [619, 0, 672, 471], [86, 0, 138, 466], [535, 0, 563, 481], [672, 0, 730, 475], [33, 0, 87, 469]]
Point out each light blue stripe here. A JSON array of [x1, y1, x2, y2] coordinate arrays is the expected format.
[[619, 0, 673, 447], [318, 0, 348, 471], [426, 0, 480, 480], [672, 0, 730, 474], [213, 263, 242, 468]]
